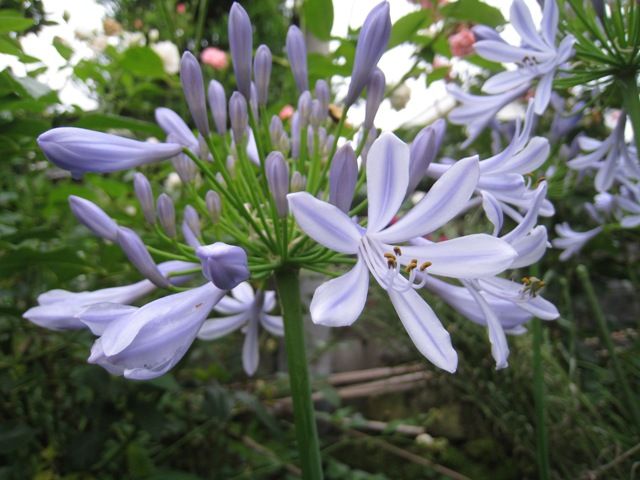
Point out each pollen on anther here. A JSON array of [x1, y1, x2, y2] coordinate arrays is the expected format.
[[384, 252, 397, 260], [393, 246, 402, 256], [419, 261, 432, 271]]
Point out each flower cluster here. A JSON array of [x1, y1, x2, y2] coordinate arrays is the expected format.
[[26, 1, 558, 381]]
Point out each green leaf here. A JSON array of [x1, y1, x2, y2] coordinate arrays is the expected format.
[[53, 36, 73, 61], [120, 46, 165, 78], [0, 35, 22, 56], [0, 10, 34, 34], [302, 0, 334, 41], [441, 0, 506, 27], [388, 10, 433, 49], [72, 113, 164, 137], [427, 66, 450, 83]]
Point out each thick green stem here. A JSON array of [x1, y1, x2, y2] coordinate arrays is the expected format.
[[531, 266, 550, 480], [274, 268, 323, 479], [576, 265, 640, 431], [619, 74, 640, 156]]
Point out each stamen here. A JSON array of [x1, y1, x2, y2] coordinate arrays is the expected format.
[[419, 261, 432, 271], [521, 276, 545, 297], [393, 246, 402, 256], [383, 252, 396, 260]]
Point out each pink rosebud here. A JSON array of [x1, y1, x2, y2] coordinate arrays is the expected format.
[[279, 104, 294, 121], [201, 47, 228, 70], [176, 3, 186, 14], [448, 28, 475, 57]]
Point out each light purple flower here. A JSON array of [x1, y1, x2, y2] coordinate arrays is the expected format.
[[198, 282, 284, 376], [68, 195, 119, 242], [180, 51, 210, 137], [229, 91, 248, 144], [254, 45, 272, 106], [196, 242, 250, 290], [208, 80, 228, 135], [117, 227, 171, 288], [552, 222, 602, 261], [133, 173, 155, 224], [329, 143, 358, 213], [288, 133, 517, 372], [407, 119, 445, 196], [23, 261, 196, 331], [344, 2, 391, 107], [265, 151, 290, 217], [363, 68, 385, 130], [228, 2, 253, 100], [206, 190, 221, 223], [474, 0, 575, 114], [86, 282, 226, 380], [286, 25, 308, 94], [157, 193, 177, 237], [37, 128, 182, 177], [155, 107, 198, 151]]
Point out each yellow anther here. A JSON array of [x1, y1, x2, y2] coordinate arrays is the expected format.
[[419, 261, 432, 271], [521, 277, 531, 285], [404, 259, 418, 273], [384, 252, 397, 260], [387, 259, 397, 269], [393, 246, 402, 256]]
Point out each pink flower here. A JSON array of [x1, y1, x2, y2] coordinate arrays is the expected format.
[[279, 104, 294, 121], [176, 3, 186, 14], [449, 28, 476, 57], [201, 47, 228, 70]]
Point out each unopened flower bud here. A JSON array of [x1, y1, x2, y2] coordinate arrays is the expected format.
[[68, 195, 118, 241], [208, 80, 227, 135], [206, 190, 221, 223], [183, 205, 201, 238], [329, 143, 358, 212], [297, 90, 312, 125], [157, 193, 176, 237], [254, 44, 272, 106], [344, 2, 391, 107], [315, 79, 330, 114], [171, 153, 198, 183], [228, 2, 253, 100], [278, 133, 291, 154], [407, 119, 446, 195], [291, 112, 301, 159], [265, 151, 290, 216], [117, 227, 170, 288], [307, 125, 315, 157], [229, 91, 248, 144], [155, 107, 198, 151], [250, 82, 259, 120], [364, 68, 385, 130], [133, 173, 155, 224], [290, 171, 306, 192], [196, 242, 249, 290], [180, 51, 210, 137], [286, 25, 308, 93], [270, 115, 285, 146], [310, 99, 324, 128], [322, 134, 334, 157]]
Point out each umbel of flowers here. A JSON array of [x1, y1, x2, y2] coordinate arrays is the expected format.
[[26, 1, 561, 477]]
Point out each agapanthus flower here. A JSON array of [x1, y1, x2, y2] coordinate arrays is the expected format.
[[288, 133, 517, 372], [552, 223, 602, 261], [23, 261, 196, 331], [84, 282, 226, 380], [474, 0, 575, 114], [198, 282, 284, 376]]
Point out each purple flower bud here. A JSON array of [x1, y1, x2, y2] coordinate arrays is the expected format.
[[184, 205, 201, 239], [278, 133, 291, 154], [196, 242, 250, 290], [322, 133, 334, 157], [265, 151, 290, 216], [133, 173, 155, 224], [310, 99, 324, 128], [117, 227, 170, 288], [228, 2, 253, 100], [286, 25, 308, 93], [297, 90, 312, 124], [180, 51, 210, 138], [250, 82, 259, 120], [361, 128, 378, 166], [171, 153, 198, 183], [229, 91, 248, 144], [315, 79, 330, 114], [68, 195, 118, 241], [290, 171, 306, 192], [37, 128, 182, 177], [364, 68, 385, 130], [254, 44, 272, 106], [206, 190, 221, 223], [329, 143, 358, 212], [207, 80, 227, 135], [291, 112, 302, 159], [307, 125, 315, 157], [182, 219, 200, 248], [407, 119, 446, 195], [197, 134, 211, 161], [155, 107, 198, 151], [269, 115, 284, 146], [157, 193, 176, 237], [344, 2, 391, 107]]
